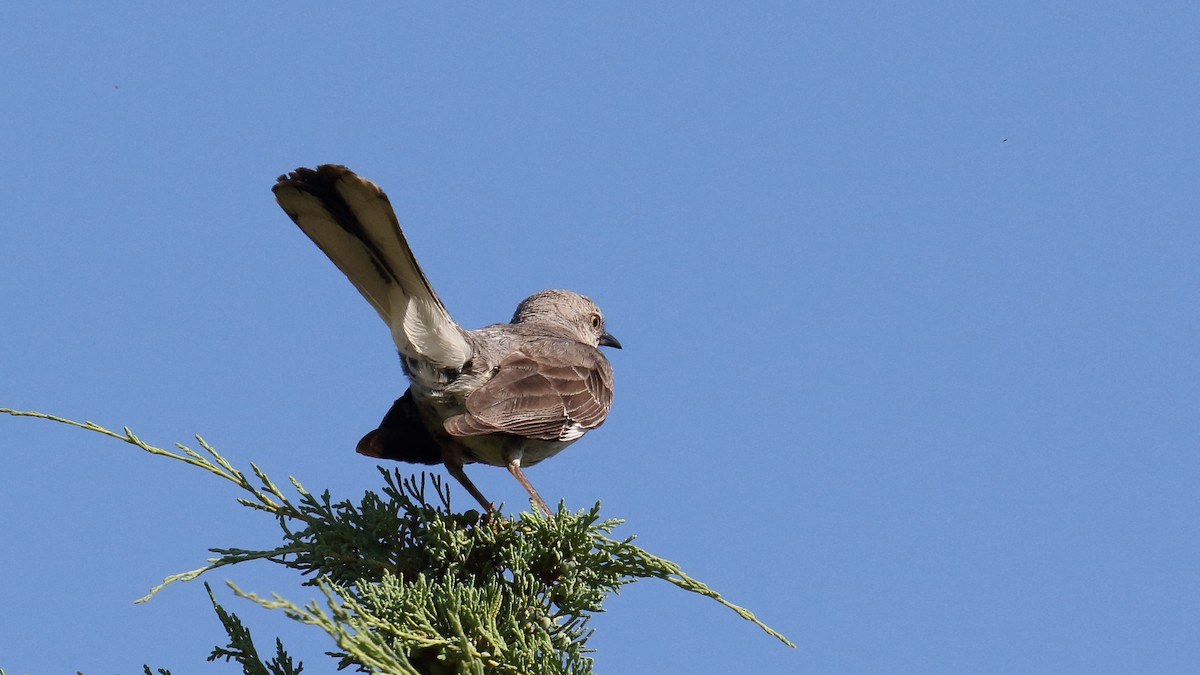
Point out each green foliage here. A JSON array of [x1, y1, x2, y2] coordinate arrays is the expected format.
[[206, 582, 303, 674], [1, 408, 793, 674]]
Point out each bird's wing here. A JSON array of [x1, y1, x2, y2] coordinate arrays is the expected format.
[[443, 341, 614, 442], [273, 165, 471, 369]]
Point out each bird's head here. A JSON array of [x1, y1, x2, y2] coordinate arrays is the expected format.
[[512, 289, 622, 350]]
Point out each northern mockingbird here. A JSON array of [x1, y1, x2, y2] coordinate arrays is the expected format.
[[273, 165, 620, 516]]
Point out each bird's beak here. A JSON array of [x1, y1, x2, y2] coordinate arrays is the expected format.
[[599, 332, 623, 349]]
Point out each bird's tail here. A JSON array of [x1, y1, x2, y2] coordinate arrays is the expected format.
[[274, 165, 471, 369]]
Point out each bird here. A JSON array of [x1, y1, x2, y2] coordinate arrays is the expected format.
[[272, 165, 621, 516]]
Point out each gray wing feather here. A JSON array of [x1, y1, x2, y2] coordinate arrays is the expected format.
[[443, 341, 614, 441]]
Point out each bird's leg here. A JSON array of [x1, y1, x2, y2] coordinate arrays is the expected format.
[[441, 447, 494, 514], [506, 458, 553, 517]]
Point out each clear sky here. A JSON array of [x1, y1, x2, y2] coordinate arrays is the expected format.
[[2, 3, 1197, 673]]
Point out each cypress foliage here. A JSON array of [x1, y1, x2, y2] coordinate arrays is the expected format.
[[1, 408, 793, 674]]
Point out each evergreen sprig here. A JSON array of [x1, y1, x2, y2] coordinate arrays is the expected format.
[[205, 582, 304, 675], [1, 407, 794, 674]]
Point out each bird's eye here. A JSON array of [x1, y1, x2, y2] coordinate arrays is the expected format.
[[590, 314, 602, 329]]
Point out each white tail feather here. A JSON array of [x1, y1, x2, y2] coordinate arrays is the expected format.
[[275, 166, 471, 370]]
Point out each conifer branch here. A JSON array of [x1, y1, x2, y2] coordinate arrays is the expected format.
[[3, 406, 795, 673]]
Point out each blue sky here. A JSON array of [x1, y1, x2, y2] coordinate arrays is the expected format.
[[2, 3, 1198, 673]]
